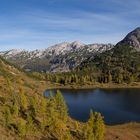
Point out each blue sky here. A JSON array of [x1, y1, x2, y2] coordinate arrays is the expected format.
[[0, 0, 140, 51]]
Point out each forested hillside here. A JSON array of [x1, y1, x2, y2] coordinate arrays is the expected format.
[[0, 57, 105, 140], [45, 45, 140, 86], [78, 45, 140, 83], [45, 28, 140, 85]]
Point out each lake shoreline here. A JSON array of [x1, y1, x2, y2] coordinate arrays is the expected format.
[[45, 82, 140, 90], [45, 86, 140, 125], [39, 81, 140, 140]]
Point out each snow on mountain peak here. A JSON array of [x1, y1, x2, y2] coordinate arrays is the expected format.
[[46, 41, 84, 55], [0, 41, 114, 72], [0, 49, 25, 57], [0, 42, 114, 60]]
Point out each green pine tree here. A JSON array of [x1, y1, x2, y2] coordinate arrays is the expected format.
[[55, 90, 68, 121], [94, 112, 105, 140], [84, 110, 95, 140]]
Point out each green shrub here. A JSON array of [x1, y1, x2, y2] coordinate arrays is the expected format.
[[16, 118, 27, 137]]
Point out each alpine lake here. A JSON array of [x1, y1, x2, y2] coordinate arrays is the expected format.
[[44, 88, 140, 125]]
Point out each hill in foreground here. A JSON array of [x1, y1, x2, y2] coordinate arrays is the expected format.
[[0, 57, 105, 140]]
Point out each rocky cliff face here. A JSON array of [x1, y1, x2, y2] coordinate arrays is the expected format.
[[116, 27, 140, 51]]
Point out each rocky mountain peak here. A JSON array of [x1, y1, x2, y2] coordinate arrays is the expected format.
[[135, 27, 140, 31], [0, 49, 25, 57], [70, 41, 84, 49], [116, 27, 140, 51], [46, 41, 84, 55]]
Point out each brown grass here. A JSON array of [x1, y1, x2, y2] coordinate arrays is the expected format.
[[105, 123, 140, 140]]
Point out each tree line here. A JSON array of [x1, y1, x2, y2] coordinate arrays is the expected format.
[[45, 45, 140, 85]]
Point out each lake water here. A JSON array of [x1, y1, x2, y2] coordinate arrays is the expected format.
[[44, 88, 140, 125]]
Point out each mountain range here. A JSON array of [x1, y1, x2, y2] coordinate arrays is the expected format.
[[0, 27, 140, 72], [0, 42, 113, 72]]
